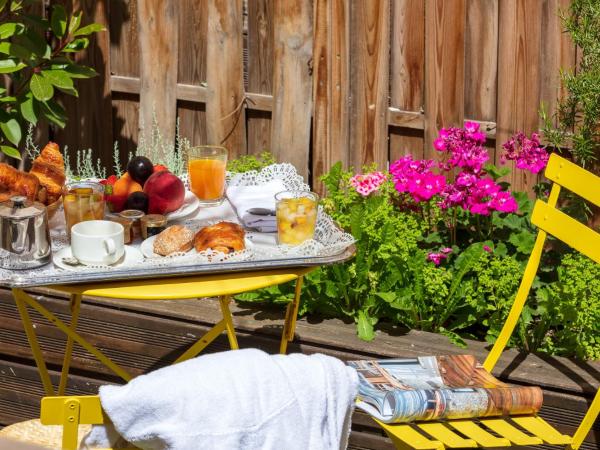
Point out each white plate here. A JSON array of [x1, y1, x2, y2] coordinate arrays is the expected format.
[[106, 190, 200, 222], [53, 246, 144, 271], [141, 233, 254, 259]]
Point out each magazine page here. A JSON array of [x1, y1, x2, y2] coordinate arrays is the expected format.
[[348, 355, 543, 423]]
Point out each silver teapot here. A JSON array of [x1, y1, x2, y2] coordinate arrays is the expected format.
[[0, 196, 51, 270]]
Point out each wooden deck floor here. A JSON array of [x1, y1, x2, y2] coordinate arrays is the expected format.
[[0, 287, 598, 449]]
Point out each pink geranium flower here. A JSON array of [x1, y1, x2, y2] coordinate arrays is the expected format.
[[501, 132, 549, 174], [349, 171, 387, 196]]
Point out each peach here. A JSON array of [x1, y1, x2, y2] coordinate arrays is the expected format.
[[144, 171, 185, 214], [113, 173, 143, 197]]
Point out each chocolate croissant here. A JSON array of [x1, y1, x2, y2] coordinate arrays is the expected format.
[[194, 221, 245, 254], [30, 142, 65, 205]]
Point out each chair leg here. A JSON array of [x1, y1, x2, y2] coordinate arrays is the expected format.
[[219, 295, 239, 350], [58, 294, 82, 396], [13, 289, 55, 396], [569, 388, 600, 450], [279, 276, 303, 354]]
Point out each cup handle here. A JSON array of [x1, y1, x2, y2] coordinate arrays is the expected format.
[[103, 238, 116, 255]]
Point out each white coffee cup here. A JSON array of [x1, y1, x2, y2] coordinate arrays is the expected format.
[[71, 220, 125, 266]]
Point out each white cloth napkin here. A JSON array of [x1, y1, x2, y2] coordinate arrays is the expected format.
[[82, 348, 359, 450], [226, 179, 286, 232]]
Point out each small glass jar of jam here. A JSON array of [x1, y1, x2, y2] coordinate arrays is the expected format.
[[140, 214, 167, 239], [119, 209, 145, 241], [109, 216, 134, 244]]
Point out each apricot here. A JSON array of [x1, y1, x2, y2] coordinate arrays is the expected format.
[[113, 173, 143, 197]]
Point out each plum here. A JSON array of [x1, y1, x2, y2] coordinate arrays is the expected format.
[[125, 191, 149, 213], [127, 156, 154, 185]]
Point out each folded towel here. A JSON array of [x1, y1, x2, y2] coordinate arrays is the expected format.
[[82, 349, 359, 450], [226, 180, 286, 232]]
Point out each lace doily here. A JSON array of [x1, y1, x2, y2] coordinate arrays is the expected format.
[[0, 164, 354, 286]]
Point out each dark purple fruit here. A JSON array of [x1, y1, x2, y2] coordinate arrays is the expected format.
[[125, 191, 149, 213], [127, 156, 154, 185]]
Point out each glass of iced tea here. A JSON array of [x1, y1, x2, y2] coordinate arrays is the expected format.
[[188, 145, 228, 206], [63, 181, 105, 239], [275, 191, 319, 245]]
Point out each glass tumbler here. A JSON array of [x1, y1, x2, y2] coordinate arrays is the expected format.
[[63, 181, 105, 239], [187, 145, 228, 207], [275, 191, 319, 245]]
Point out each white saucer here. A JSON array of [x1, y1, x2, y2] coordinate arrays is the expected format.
[[105, 190, 200, 221], [53, 246, 144, 271], [141, 234, 253, 259]]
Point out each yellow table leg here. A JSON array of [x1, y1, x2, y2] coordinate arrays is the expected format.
[[15, 289, 132, 383], [13, 289, 55, 396], [58, 294, 82, 396], [174, 320, 227, 364], [219, 295, 239, 350], [279, 276, 303, 354]]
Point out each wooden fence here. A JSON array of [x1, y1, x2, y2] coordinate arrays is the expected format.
[[52, 0, 575, 194]]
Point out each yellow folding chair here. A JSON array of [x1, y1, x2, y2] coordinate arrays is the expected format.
[[379, 154, 600, 449]]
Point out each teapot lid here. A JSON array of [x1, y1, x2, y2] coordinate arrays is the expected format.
[[0, 196, 46, 219]]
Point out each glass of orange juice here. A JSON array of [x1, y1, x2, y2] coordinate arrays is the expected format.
[[188, 145, 228, 206]]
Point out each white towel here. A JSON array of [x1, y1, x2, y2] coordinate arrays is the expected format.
[[226, 180, 286, 232], [82, 349, 359, 450]]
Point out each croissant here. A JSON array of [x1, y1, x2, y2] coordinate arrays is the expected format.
[[30, 142, 65, 205], [0, 162, 40, 203], [194, 221, 245, 254]]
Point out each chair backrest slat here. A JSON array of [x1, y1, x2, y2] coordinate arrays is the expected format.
[[545, 154, 600, 207], [531, 200, 600, 264]]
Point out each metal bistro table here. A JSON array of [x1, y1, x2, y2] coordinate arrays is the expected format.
[[5, 248, 354, 397], [3, 166, 355, 396]]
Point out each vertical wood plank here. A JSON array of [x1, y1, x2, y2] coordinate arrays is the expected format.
[[348, 0, 390, 170], [424, 0, 466, 158], [464, 0, 498, 122], [177, 0, 208, 146], [271, 0, 313, 179], [389, 0, 425, 161], [496, 0, 542, 193], [206, 0, 247, 158], [137, 0, 178, 153], [540, 0, 576, 127], [110, 0, 140, 161], [247, 0, 273, 155], [53, 0, 113, 171], [312, 0, 350, 193]]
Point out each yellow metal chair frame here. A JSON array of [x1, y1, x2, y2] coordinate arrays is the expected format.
[[12, 267, 313, 397], [379, 154, 600, 449]]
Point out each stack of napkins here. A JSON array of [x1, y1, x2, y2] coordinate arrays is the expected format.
[[226, 179, 286, 232]]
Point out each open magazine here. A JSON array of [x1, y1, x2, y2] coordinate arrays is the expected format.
[[348, 355, 543, 423]]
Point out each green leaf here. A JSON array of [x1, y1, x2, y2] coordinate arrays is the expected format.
[[50, 5, 68, 38], [19, 95, 37, 124], [0, 117, 21, 145], [63, 37, 89, 52], [62, 64, 97, 78], [30, 73, 54, 101], [0, 96, 16, 102], [0, 0, 7, 13], [1, 145, 21, 159], [0, 58, 26, 73], [10, 0, 22, 13], [0, 22, 24, 39], [68, 11, 82, 35], [375, 292, 396, 303], [357, 310, 375, 341], [508, 230, 536, 254], [39, 99, 66, 128], [20, 14, 49, 30], [41, 69, 74, 89], [56, 85, 78, 97], [0, 42, 32, 60], [73, 23, 105, 37], [15, 30, 50, 59]]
